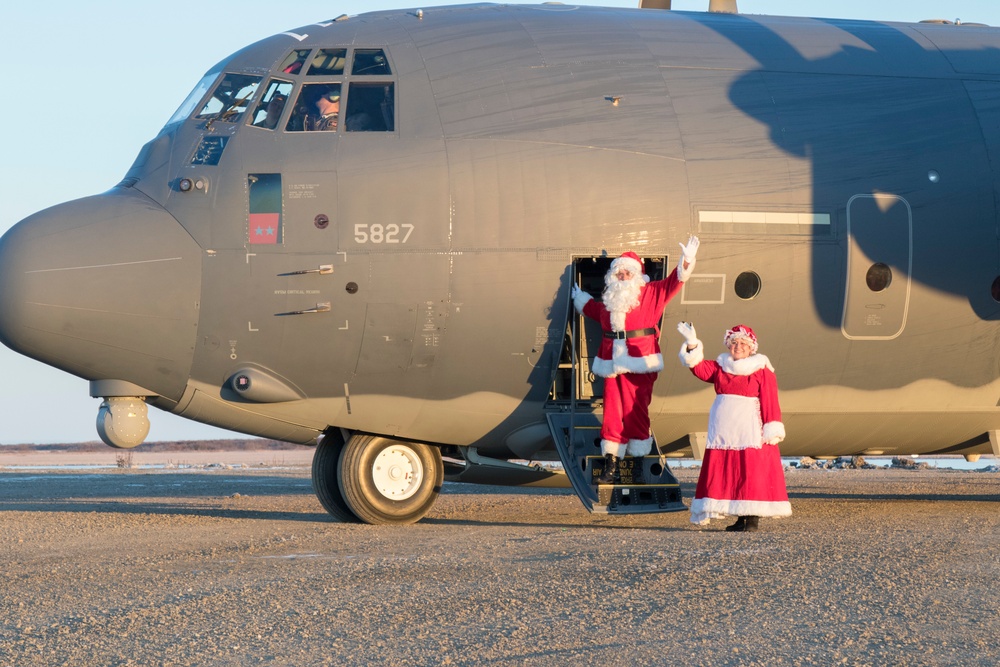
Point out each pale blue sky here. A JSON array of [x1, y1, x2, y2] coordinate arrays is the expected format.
[[2, 0, 999, 444]]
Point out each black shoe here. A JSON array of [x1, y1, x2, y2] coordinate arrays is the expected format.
[[630, 456, 644, 484], [725, 516, 747, 532], [597, 454, 619, 484], [745, 516, 760, 532]]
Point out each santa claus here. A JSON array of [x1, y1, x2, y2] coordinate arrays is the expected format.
[[571, 237, 699, 483]]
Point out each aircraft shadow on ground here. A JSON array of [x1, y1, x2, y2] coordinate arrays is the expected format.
[[0, 472, 331, 522], [786, 490, 1000, 502], [0, 499, 331, 523], [1, 473, 996, 525]]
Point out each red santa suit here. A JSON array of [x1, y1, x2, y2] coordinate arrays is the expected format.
[[573, 251, 694, 458], [679, 327, 792, 525]]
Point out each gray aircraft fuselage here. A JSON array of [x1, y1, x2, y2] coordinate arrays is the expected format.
[[2, 3, 1000, 521]]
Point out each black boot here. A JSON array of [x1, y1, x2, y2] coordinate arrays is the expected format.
[[597, 454, 619, 484], [745, 516, 760, 532], [725, 516, 747, 532], [630, 456, 644, 484]]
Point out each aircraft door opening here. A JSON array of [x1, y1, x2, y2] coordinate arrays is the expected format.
[[842, 194, 912, 340], [545, 255, 684, 515], [550, 255, 667, 404]]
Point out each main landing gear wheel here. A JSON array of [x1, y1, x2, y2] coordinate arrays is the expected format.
[[312, 431, 361, 523], [338, 434, 444, 525]]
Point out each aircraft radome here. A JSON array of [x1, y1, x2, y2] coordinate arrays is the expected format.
[[3, 1, 1000, 524]]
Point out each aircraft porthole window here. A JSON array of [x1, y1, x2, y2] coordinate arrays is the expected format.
[[734, 271, 761, 300], [866, 263, 893, 292], [991, 276, 1000, 302]]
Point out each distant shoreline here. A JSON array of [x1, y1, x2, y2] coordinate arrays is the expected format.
[[0, 438, 308, 453], [0, 446, 315, 468]]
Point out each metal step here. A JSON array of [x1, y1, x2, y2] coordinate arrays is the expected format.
[[546, 409, 686, 514]]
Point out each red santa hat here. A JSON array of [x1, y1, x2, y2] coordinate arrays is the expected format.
[[609, 251, 649, 283], [724, 324, 758, 354]]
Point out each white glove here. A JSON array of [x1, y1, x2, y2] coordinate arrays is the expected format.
[[677, 321, 698, 345], [571, 284, 582, 300], [679, 235, 700, 261]]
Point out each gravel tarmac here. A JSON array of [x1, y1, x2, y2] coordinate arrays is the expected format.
[[1, 462, 998, 666]]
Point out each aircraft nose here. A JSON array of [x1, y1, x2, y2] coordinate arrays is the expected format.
[[0, 188, 202, 401]]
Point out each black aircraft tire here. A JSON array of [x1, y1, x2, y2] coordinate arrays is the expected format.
[[338, 434, 443, 525], [312, 431, 361, 523]]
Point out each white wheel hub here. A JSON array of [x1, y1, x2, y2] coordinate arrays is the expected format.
[[371, 445, 424, 501]]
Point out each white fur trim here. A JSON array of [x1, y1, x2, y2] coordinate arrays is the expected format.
[[592, 351, 663, 377], [690, 498, 792, 525], [609, 310, 626, 332], [627, 437, 654, 457], [573, 290, 593, 313], [601, 439, 626, 458], [679, 339, 704, 368], [717, 352, 774, 375], [612, 338, 627, 361], [677, 255, 695, 283], [763, 421, 785, 445], [611, 255, 643, 277]]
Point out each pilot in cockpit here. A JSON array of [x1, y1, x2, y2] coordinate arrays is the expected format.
[[253, 93, 287, 130], [305, 90, 340, 132]]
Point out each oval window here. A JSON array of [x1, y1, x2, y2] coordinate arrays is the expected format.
[[991, 276, 1000, 303], [734, 272, 761, 300], [866, 263, 892, 292]]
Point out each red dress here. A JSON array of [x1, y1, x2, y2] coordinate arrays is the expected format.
[[680, 343, 791, 525]]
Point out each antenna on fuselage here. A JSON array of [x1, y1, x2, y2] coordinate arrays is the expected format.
[[638, 0, 738, 11]]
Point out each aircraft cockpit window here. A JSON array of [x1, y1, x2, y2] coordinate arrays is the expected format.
[[196, 73, 262, 124], [165, 72, 218, 126], [279, 49, 311, 75], [250, 79, 293, 130], [286, 83, 342, 132], [345, 83, 395, 132], [352, 49, 392, 75], [307, 48, 347, 76]]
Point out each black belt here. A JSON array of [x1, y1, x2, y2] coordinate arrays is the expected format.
[[604, 327, 657, 340]]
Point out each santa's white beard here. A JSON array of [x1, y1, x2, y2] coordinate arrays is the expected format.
[[603, 275, 644, 330]]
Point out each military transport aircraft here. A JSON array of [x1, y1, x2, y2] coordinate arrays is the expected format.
[[3, 1, 1000, 524]]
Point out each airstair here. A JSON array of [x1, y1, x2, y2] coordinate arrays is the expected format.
[[546, 410, 685, 514], [545, 255, 686, 515]]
